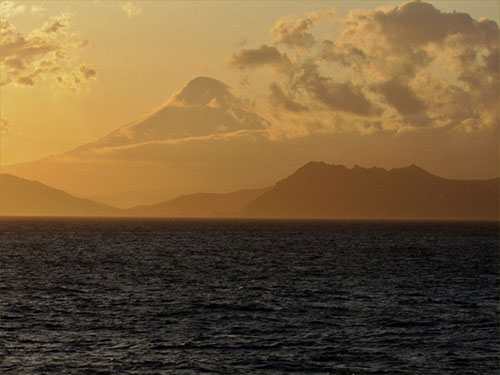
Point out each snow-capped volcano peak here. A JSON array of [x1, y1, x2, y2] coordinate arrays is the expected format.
[[168, 76, 236, 108], [73, 76, 269, 151]]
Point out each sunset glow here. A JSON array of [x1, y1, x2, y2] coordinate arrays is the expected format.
[[1, 2, 499, 373], [1, 0, 499, 207]]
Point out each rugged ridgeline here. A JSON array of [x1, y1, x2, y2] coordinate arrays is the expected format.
[[243, 162, 500, 220], [127, 187, 270, 217], [0, 174, 120, 217]]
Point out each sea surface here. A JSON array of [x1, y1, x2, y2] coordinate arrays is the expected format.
[[0, 218, 498, 374]]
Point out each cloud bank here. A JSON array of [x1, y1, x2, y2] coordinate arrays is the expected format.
[[229, 0, 499, 135]]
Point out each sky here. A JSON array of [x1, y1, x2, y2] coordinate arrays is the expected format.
[[1, 0, 499, 184]]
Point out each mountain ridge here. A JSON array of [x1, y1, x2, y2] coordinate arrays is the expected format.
[[243, 161, 499, 220], [2, 162, 498, 220], [0, 174, 120, 217], [127, 187, 271, 217]]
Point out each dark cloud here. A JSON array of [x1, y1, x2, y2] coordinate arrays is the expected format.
[[319, 40, 366, 67], [17, 76, 34, 86], [269, 82, 308, 112], [3, 57, 24, 70], [485, 49, 499, 75], [79, 65, 97, 79], [228, 45, 291, 71], [291, 62, 379, 116], [377, 80, 425, 115], [316, 82, 378, 116], [43, 20, 67, 33], [372, 1, 497, 49]]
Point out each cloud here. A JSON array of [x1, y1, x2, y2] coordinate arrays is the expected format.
[[58, 64, 97, 92], [315, 81, 377, 116], [236, 37, 250, 47], [79, 65, 97, 79], [289, 61, 379, 116], [319, 40, 366, 67], [228, 45, 291, 71], [0, 11, 96, 90], [0, 118, 11, 139], [0, 1, 25, 18], [43, 18, 68, 34], [228, 1, 499, 134], [77, 129, 271, 162], [377, 79, 425, 116], [371, 1, 498, 50], [30, 5, 46, 16], [121, 1, 142, 18], [270, 10, 336, 49], [269, 82, 308, 112]]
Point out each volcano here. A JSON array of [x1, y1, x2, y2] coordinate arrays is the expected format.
[[2, 77, 277, 207], [73, 77, 269, 153]]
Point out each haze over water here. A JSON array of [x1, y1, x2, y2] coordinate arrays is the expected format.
[[1, 218, 498, 374]]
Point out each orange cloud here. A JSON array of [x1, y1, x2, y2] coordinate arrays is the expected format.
[[0, 11, 96, 90], [270, 9, 336, 49], [228, 0, 499, 134]]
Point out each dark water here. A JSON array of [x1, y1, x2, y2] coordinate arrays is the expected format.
[[0, 218, 498, 374]]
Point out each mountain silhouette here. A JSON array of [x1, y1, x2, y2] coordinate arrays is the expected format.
[[2, 162, 499, 219], [128, 187, 270, 217], [0, 174, 120, 217], [243, 162, 499, 220], [0, 173, 269, 218]]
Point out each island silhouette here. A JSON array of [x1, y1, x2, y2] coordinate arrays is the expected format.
[[1, 162, 498, 220]]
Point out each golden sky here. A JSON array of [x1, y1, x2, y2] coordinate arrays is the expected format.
[[1, 0, 499, 185]]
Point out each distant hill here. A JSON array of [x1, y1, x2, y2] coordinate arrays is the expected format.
[[0, 174, 121, 217], [2, 162, 499, 220], [128, 187, 270, 217], [243, 162, 499, 220]]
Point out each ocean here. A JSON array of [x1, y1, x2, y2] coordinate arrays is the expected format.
[[0, 218, 498, 374]]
